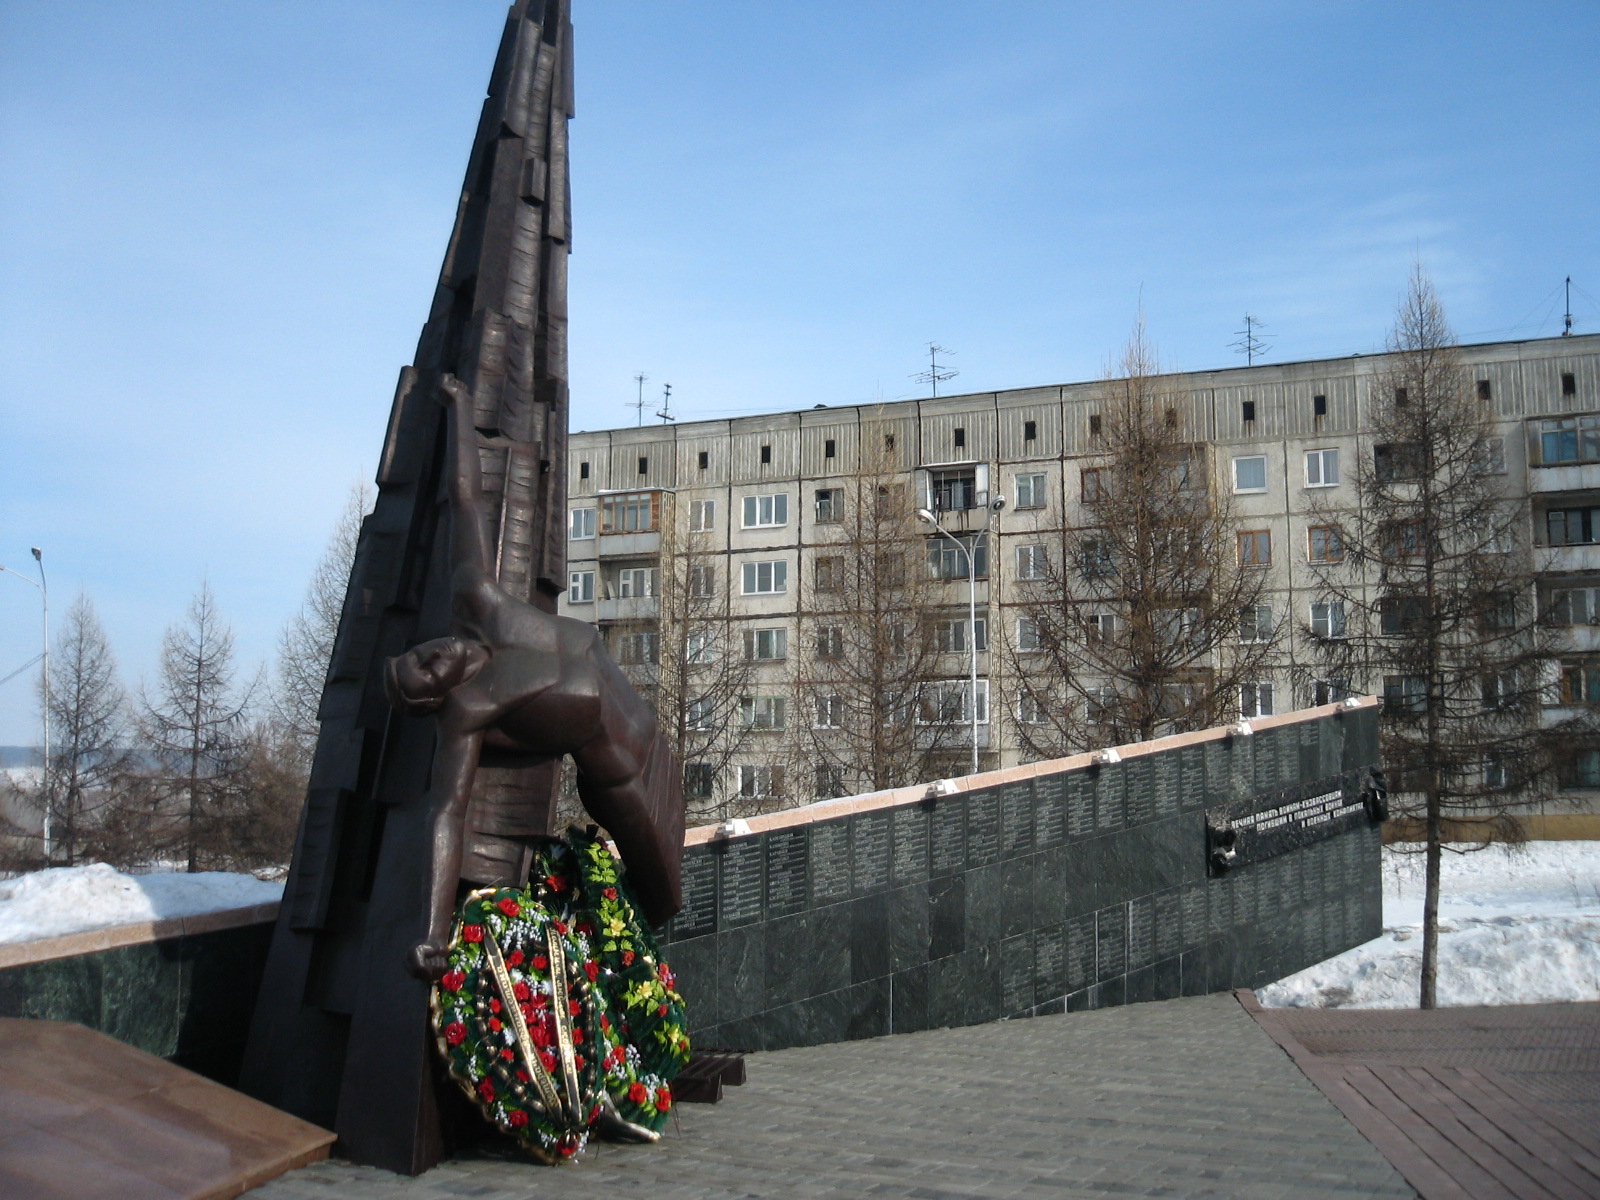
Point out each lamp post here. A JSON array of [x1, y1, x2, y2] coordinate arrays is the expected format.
[[917, 503, 1002, 776], [2, 548, 49, 864]]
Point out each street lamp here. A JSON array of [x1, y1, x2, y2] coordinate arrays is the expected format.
[[917, 500, 1003, 776], [1, 548, 49, 864]]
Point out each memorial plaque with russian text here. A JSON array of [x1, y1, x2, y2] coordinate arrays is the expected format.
[[1302, 844, 1324, 900], [929, 797, 965, 876], [1094, 766, 1126, 833], [1001, 935, 1034, 1014], [1207, 876, 1233, 937], [765, 827, 809, 918], [1153, 755, 1180, 820], [1231, 868, 1255, 928], [1125, 759, 1154, 827], [1204, 740, 1232, 805], [1035, 923, 1067, 1001], [1180, 746, 1207, 811], [1066, 772, 1095, 839], [809, 819, 852, 906], [852, 811, 892, 895], [1096, 904, 1127, 981], [1181, 883, 1206, 949], [1207, 772, 1367, 872], [1154, 888, 1182, 960], [672, 852, 718, 940], [719, 837, 765, 928], [1036, 775, 1067, 848], [1299, 719, 1322, 778], [891, 804, 930, 884], [1066, 913, 1096, 991], [967, 793, 1001, 868], [1000, 783, 1035, 855], [1128, 894, 1155, 969]]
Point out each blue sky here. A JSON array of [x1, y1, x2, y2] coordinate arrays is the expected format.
[[2, 1, 1597, 745]]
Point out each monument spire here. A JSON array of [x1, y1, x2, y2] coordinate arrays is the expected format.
[[242, 1, 577, 1174]]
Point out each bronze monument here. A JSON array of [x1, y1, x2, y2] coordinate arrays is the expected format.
[[241, 0, 685, 1173]]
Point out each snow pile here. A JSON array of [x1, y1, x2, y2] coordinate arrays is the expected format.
[[1259, 841, 1600, 1008], [0, 863, 283, 945]]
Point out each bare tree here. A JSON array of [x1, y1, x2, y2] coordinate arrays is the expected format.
[[792, 415, 966, 797], [272, 485, 368, 767], [1004, 323, 1279, 757], [1302, 269, 1575, 1008], [38, 594, 137, 866], [140, 583, 255, 872]]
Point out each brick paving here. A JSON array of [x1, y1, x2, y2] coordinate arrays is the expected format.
[[1243, 997, 1600, 1200], [247, 994, 1414, 1200]]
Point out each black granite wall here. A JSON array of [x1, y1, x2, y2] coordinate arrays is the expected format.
[[0, 921, 274, 1084], [661, 706, 1383, 1051]]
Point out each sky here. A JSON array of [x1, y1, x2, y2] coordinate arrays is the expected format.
[[1, 1, 1597, 746]]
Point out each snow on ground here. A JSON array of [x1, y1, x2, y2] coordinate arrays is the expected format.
[[0, 863, 284, 945], [1259, 840, 1600, 1008]]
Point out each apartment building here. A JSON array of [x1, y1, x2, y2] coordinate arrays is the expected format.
[[559, 333, 1600, 812]]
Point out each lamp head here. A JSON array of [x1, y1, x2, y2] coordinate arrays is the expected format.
[[916, 508, 936, 524], [30, 548, 41, 562]]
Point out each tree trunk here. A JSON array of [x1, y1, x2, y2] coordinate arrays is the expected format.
[[1419, 787, 1441, 1009]]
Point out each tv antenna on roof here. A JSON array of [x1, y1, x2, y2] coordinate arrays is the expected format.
[[630, 372, 649, 425], [1231, 315, 1269, 366], [913, 342, 958, 398], [1564, 277, 1574, 337], [657, 382, 675, 423]]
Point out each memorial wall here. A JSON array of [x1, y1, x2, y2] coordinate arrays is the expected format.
[[660, 700, 1384, 1051]]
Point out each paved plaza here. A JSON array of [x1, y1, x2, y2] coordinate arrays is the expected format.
[[248, 994, 1416, 1200]]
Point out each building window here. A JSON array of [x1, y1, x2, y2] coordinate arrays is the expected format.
[[814, 626, 843, 660], [567, 570, 595, 602], [739, 764, 785, 798], [684, 762, 716, 798], [687, 696, 715, 730], [1080, 539, 1115, 577], [744, 627, 788, 661], [569, 507, 597, 540], [1309, 600, 1346, 639], [1024, 419, 1038, 442], [1380, 519, 1426, 559], [1017, 691, 1046, 724], [1477, 379, 1492, 400], [1548, 506, 1600, 546], [1374, 443, 1424, 483], [1017, 617, 1042, 652], [824, 437, 836, 459], [1233, 455, 1268, 493], [918, 679, 989, 725], [875, 482, 905, 518], [1081, 467, 1107, 504], [1313, 394, 1327, 417], [1476, 436, 1506, 474], [1562, 372, 1578, 397], [1241, 400, 1257, 424], [1086, 686, 1115, 724], [1394, 387, 1408, 407], [579, 461, 590, 480], [814, 764, 847, 799], [930, 617, 987, 654], [1550, 586, 1600, 626], [615, 630, 659, 665], [929, 467, 978, 512], [688, 564, 715, 599], [1088, 414, 1102, 437], [814, 488, 842, 523], [742, 493, 789, 528], [1383, 675, 1428, 714], [760, 444, 772, 465], [600, 492, 657, 533], [1156, 607, 1202, 646], [616, 566, 658, 598], [927, 533, 988, 580], [638, 456, 649, 475], [953, 427, 966, 448], [1305, 448, 1340, 488], [815, 555, 843, 592], [1085, 611, 1118, 642], [1237, 530, 1271, 567], [697, 450, 709, 470], [739, 696, 787, 731], [1559, 661, 1600, 705], [1015, 472, 1046, 509], [1481, 673, 1515, 711], [1016, 544, 1048, 581], [686, 632, 717, 664], [815, 693, 844, 729], [1239, 604, 1274, 644], [1313, 678, 1350, 705], [1307, 524, 1344, 563], [689, 499, 716, 531], [741, 560, 788, 594], [1240, 682, 1274, 719], [1481, 592, 1518, 633], [1561, 749, 1600, 789], [1379, 595, 1427, 635]]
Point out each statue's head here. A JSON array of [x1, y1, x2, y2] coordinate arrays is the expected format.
[[384, 636, 489, 714]]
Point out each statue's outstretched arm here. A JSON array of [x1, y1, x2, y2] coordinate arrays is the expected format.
[[410, 721, 485, 980]]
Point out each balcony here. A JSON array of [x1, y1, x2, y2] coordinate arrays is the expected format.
[[1548, 626, 1600, 653], [597, 596, 659, 623], [596, 531, 661, 559], [1530, 463, 1600, 494], [1536, 544, 1600, 574], [915, 724, 992, 751]]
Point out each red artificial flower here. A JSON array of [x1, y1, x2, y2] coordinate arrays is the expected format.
[[516, 1068, 530, 1083], [602, 887, 618, 901], [569, 999, 583, 1017], [506, 949, 525, 967], [501, 1047, 515, 1061], [621, 949, 635, 966], [532, 992, 549, 1010], [552, 919, 569, 935], [444, 1022, 466, 1047], [557, 1135, 579, 1158], [589, 1104, 602, 1123], [539, 1050, 557, 1074], [520, 1002, 535, 1022], [478, 1079, 495, 1103], [545, 874, 567, 893], [533, 955, 549, 971], [600, 1014, 611, 1033], [655, 1087, 672, 1112], [658, 962, 675, 988], [441, 970, 466, 992], [572, 1026, 584, 1044], [584, 961, 599, 982], [574, 1053, 585, 1070], [628, 1081, 648, 1104], [513, 981, 531, 1002], [498, 897, 521, 917], [657, 1004, 669, 1016], [462, 925, 484, 943], [508, 1109, 529, 1129], [576, 921, 595, 936], [490, 997, 502, 1014], [531, 1019, 552, 1049], [488, 1017, 503, 1033]]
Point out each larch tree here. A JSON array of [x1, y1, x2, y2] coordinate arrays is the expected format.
[[1301, 269, 1576, 1008]]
